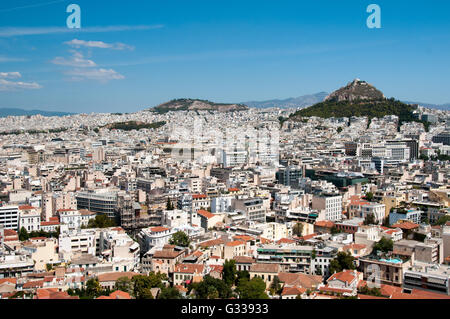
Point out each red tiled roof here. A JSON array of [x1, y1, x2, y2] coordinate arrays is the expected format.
[[192, 194, 207, 199], [197, 209, 215, 219], [174, 264, 204, 274], [150, 226, 170, 233], [281, 286, 307, 296], [392, 221, 419, 230], [314, 220, 335, 228], [225, 240, 245, 247]]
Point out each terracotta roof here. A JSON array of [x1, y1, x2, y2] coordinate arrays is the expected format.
[[277, 238, 296, 244], [281, 286, 307, 296], [97, 290, 131, 299], [153, 249, 185, 259], [23, 280, 44, 289], [234, 256, 255, 264], [225, 240, 245, 247], [0, 278, 17, 285], [192, 194, 207, 199], [36, 288, 79, 299], [197, 210, 215, 219], [327, 270, 359, 285], [278, 272, 323, 289], [249, 263, 280, 273], [19, 205, 35, 210], [149, 226, 170, 233], [233, 235, 255, 242], [199, 238, 224, 247], [174, 264, 204, 274], [392, 221, 419, 230], [343, 243, 367, 251], [97, 272, 140, 282], [314, 220, 335, 228]]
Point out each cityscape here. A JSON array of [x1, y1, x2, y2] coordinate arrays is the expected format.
[[0, 0, 449, 304]]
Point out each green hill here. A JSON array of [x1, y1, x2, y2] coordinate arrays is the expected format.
[[288, 79, 430, 131]]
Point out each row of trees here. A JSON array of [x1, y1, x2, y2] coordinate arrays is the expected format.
[[188, 260, 268, 299], [81, 214, 116, 229], [19, 227, 60, 241]]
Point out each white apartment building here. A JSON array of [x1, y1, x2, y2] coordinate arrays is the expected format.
[[137, 226, 175, 253], [161, 209, 189, 228], [58, 209, 96, 229], [99, 228, 140, 272], [211, 195, 234, 213], [0, 206, 19, 230], [312, 195, 343, 222], [58, 229, 99, 259], [18, 205, 41, 232], [361, 203, 386, 224]]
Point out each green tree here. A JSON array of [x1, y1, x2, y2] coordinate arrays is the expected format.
[[132, 273, 166, 299], [236, 277, 269, 299], [85, 278, 103, 298], [293, 222, 304, 237], [222, 260, 237, 287], [372, 237, 394, 255], [328, 252, 355, 275], [269, 276, 282, 295], [435, 215, 450, 226], [337, 127, 343, 133], [364, 192, 374, 201], [189, 275, 232, 299], [166, 198, 174, 210], [363, 213, 377, 225], [114, 276, 133, 294], [19, 227, 29, 241], [84, 214, 116, 229], [159, 286, 183, 299], [235, 270, 250, 286], [169, 231, 190, 247]]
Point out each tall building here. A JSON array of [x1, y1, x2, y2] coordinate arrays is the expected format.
[[76, 190, 118, 219]]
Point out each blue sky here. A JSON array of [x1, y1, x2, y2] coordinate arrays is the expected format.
[[0, 0, 449, 113]]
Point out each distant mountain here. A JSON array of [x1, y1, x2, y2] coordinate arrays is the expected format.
[[0, 108, 74, 117], [289, 79, 425, 127], [148, 98, 249, 114], [402, 101, 450, 111], [242, 92, 328, 109]]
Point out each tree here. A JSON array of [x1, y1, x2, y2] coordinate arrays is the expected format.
[[435, 215, 450, 226], [189, 275, 232, 299], [328, 252, 355, 275], [159, 286, 183, 299], [132, 273, 166, 299], [337, 127, 343, 133], [330, 226, 340, 235], [115, 276, 133, 294], [169, 231, 190, 247], [363, 213, 377, 225], [364, 192, 374, 201], [236, 277, 269, 299], [166, 197, 174, 210], [222, 260, 237, 287], [19, 227, 29, 241], [372, 237, 393, 254], [85, 278, 103, 298], [293, 222, 304, 237], [235, 270, 250, 286], [269, 276, 282, 295], [84, 214, 116, 229]]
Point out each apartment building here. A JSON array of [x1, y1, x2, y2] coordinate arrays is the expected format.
[[0, 206, 19, 230], [312, 195, 343, 222]]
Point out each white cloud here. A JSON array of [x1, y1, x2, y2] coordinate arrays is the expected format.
[[0, 25, 163, 37], [0, 72, 21, 79], [0, 56, 27, 63], [65, 39, 134, 51], [52, 51, 97, 67], [66, 68, 125, 82], [0, 78, 42, 91]]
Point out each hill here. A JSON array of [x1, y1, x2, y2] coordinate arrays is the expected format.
[[149, 98, 248, 114], [288, 79, 430, 130], [0, 108, 74, 117], [242, 92, 328, 109]]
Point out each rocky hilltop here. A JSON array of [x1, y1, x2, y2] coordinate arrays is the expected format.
[[150, 98, 249, 114], [288, 79, 429, 130], [324, 78, 385, 102]]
